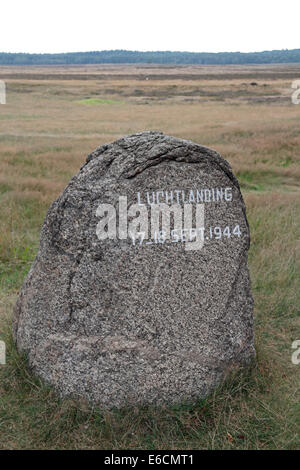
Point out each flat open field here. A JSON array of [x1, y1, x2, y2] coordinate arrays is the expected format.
[[0, 64, 299, 449]]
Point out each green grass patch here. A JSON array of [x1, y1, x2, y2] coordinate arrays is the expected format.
[[0, 183, 13, 194], [77, 98, 125, 105], [236, 169, 281, 191], [280, 156, 293, 167]]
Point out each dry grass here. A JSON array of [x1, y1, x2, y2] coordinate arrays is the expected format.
[[0, 64, 299, 449]]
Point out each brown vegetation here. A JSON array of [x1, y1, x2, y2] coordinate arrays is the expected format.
[[0, 64, 299, 449]]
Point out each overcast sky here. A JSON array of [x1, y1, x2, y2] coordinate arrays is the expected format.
[[1, 0, 299, 54]]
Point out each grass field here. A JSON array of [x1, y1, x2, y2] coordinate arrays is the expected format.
[[0, 64, 299, 450]]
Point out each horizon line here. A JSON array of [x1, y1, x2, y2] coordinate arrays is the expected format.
[[1, 47, 300, 55]]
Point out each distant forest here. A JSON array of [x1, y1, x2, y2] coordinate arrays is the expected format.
[[1, 49, 300, 65]]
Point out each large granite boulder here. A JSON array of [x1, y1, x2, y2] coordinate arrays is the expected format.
[[13, 131, 255, 409]]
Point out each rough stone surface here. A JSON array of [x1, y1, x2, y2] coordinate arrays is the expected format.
[[13, 131, 255, 409]]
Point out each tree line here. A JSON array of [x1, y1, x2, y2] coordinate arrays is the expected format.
[[1, 49, 300, 65]]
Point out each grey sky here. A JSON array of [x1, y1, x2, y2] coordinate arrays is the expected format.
[[1, 0, 299, 54]]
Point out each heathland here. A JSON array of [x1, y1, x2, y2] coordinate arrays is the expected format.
[[0, 64, 299, 449]]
